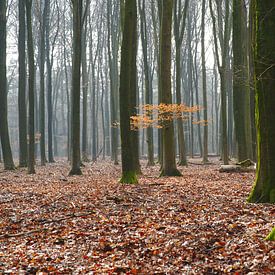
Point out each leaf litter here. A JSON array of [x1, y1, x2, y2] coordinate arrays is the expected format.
[[0, 158, 274, 274]]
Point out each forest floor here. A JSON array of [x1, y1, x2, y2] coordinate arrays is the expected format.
[[0, 157, 274, 274]]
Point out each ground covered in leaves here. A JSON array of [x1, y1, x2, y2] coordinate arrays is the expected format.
[[0, 158, 274, 274]]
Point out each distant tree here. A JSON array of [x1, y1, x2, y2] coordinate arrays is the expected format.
[[81, 7, 89, 162], [119, 0, 138, 183], [26, 0, 36, 174], [69, 0, 82, 175], [173, 0, 189, 166], [0, 0, 15, 170], [159, 0, 181, 176], [106, 1, 120, 165], [39, 0, 47, 165], [18, 0, 28, 167], [233, 0, 252, 162], [247, 1, 275, 203], [45, 0, 55, 163], [201, 0, 209, 164], [209, 0, 231, 165]]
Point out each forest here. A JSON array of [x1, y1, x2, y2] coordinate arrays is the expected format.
[[0, 0, 274, 273]]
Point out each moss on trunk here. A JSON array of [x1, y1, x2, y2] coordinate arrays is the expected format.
[[265, 227, 275, 241], [247, 1, 275, 203], [120, 171, 138, 184]]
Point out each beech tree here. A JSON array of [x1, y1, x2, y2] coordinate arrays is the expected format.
[[69, 0, 82, 175], [18, 0, 28, 167], [0, 0, 15, 170], [159, 0, 181, 177], [247, 1, 275, 204], [233, 0, 252, 162], [173, 0, 189, 166], [119, 0, 138, 183], [39, 0, 47, 165], [26, 0, 35, 174]]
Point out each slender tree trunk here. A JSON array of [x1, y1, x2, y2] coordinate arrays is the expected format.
[[81, 21, 89, 162], [160, 0, 181, 177], [39, 0, 47, 165], [45, 0, 54, 163], [138, 0, 154, 166], [201, 0, 209, 163], [26, 0, 35, 174], [69, 0, 82, 175], [0, 0, 15, 170], [18, 0, 28, 167]]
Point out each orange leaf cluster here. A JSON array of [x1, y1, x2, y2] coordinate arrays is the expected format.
[[131, 103, 202, 129]]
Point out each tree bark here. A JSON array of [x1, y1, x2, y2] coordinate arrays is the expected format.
[[119, 0, 138, 183], [248, 0, 275, 203], [233, 0, 252, 162], [159, 0, 181, 177], [26, 0, 35, 174], [69, 0, 82, 175], [39, 0, 47, 165], [18, 0, 28, 167], [0, 0, 15, 170]]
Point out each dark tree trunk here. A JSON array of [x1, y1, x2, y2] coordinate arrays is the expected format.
[[81, 21, 89, 162], [0, 0, 15, 170], [18, 0, 28, 167], [233, 0, 252, 162], [45, 0, 54, 163], [119, 0, 138, 183], [159, 0, 181, 177], [26, 0, 35, 174], [39, 0, 47, 165], [138, 0, 155, 167], [201, 0, 209, 163], [69, 0, 82, 175], [248, 0, 275, 203]]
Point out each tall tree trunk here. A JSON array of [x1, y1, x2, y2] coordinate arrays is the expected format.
[[173, 0, 189, 166], [26, 0, 35, 174], [233, 0, 252, 162], [39, 0, 47, 165], [69, 0, 82, 175], [18, 0, 28, 167], [247, 0, 275, 203], [106, 1, 119, 165], [0, 0, 15, 170], [201, 0, 209, 163], [45, 0, 54, 163], [81, 21, 89, 162], [138, 0, 155, 166], [160, 0, 181, 177], [119, 0, 138, 183]]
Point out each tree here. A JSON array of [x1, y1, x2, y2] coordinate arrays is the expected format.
[[45, 0, 55, 163], [201, 0, 209, 163], [18, 0, 28, 167], [247, 1, 275, 203], [159, 0, 181, 177], [0, 0, 15, 170], [26, 0, 36, 174], [119, 0, 138, 184], [69, 0, 82, 175], [233, 0, 252, 162], [173, 0, 189, 166], [209, 0, 231, 165], [39, 0, 47, 165], [106, 1, 120, 165]]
